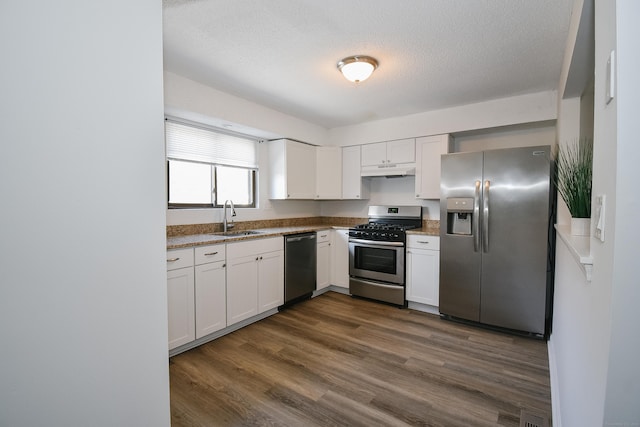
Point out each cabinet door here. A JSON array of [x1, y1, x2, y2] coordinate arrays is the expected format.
[[386, 138, 415, 165], [195, 261, 226, 339], [406, 248, 440, 306], [316, 146, 342, 199], [286, 140, 316, 199], [226, 254, 259, 325], [317, 240, 331, 290], [167, 267, 195, 350], [258, 250, 284, 313], [415, 134, 451, 199], [361, 142, 387, 167], [342, 145, 369, 199], [330, 229, 350, 288]]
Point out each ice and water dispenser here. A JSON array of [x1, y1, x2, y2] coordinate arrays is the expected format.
[[446, 198, 473, 235]]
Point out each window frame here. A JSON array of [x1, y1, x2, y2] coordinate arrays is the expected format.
[[165, 118, 259, 210], [212, 165, 257, 208]]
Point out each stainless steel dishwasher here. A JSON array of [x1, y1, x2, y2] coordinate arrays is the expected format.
[[283, 232, 317, 306]]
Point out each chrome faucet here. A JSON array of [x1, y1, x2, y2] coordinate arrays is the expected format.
[[223, 200, 236, 232]]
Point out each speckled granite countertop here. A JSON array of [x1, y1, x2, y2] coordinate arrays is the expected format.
[[407, 226, 440, 237], [167, 225, 344, 250], [166, 217, 440, 249]]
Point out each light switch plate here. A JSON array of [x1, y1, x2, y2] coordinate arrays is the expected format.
[[595, 194, 606, 242], [606, 50, 615, 105]]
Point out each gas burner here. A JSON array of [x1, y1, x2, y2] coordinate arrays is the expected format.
[[349, 205, 422, 243], [354, 223, 417, 232]]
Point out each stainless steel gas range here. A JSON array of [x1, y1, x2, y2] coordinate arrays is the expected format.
[[348, 205, 422, 307]]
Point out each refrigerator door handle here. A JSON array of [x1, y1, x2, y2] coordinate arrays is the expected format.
[[473, 180, 481, 252], [483, 180, 490, 252]]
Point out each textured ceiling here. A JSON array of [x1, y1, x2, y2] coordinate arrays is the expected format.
[[163, 0, 574, 129]]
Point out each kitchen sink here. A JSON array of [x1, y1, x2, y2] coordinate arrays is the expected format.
[[210, 230, 263, 237]]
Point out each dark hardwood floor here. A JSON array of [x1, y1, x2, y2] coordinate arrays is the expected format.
[[169, 292, 552, 426]]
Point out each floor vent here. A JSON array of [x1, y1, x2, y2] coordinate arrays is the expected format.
[[519, 409, 549, 427]]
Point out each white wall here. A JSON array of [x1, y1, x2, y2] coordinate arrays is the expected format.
[[164, 71, 329, 145], [328, 91, 558, 146], [550, 0, 640, 425], [320, 177, 440, 220], [453, 122, 556, 153], [0, 2, 170, 426], [601, 0, 640, 423]]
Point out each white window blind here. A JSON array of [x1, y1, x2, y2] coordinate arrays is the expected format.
[[165, 119, 258, 169]]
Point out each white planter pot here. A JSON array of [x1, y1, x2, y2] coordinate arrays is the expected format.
[[570, 217, 591, 236]]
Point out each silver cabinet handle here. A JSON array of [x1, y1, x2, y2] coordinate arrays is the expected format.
[[483, 180, 490, 253], [167, 257, 180, 262], [473, 180, 481, 252], [417, 240, 430, 244], [204, 251, 219, 256]]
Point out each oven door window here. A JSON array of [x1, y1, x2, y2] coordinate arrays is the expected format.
[[353, 246, 397, 275]]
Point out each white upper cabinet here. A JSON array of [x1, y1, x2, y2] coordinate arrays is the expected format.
[[415, 134, 452, 199], [315, 146, 342, 199], [269, 139, 316, 199], [386, 139, 416, 165], [342, 145, 369, 200], [361, 138, 416, 176], [361, 142, 388, 167]]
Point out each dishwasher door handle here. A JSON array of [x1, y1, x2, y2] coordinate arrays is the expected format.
[[286, 235, 316, 242]]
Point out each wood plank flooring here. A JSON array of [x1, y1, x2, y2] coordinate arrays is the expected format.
[[169, 292, 552, 426]]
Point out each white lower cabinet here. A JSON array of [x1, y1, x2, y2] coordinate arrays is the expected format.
[[226, 237, 284, 326], [331, 229, 350, 289], [316, 231, 331, 290], [406, 235, 440, 307], [194, 244, 226, 339], [167, 248, 195, 350], [226, 253, 259, 325], [257, 249, 284, 313]]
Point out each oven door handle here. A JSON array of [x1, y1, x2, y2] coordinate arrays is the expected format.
[[351, 277, 404, 290], [348, 239, 404, 247]]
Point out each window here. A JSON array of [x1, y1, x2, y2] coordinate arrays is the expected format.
[[165, 119, 258, 208]]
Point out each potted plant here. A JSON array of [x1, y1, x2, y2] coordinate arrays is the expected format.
[[554, 137, 593, 236]]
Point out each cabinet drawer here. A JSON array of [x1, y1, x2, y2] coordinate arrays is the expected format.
[[166, 248, 194, 271], [194, 244, 226, 265], [316, 230, 331, 243], [407, 235, 440, 250], [227, 236, 283, 259]]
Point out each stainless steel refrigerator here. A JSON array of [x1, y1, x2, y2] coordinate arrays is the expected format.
[[439, 145, 555, 338]]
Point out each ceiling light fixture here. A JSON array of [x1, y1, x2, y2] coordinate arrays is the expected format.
[[337, 55, 378, 83]]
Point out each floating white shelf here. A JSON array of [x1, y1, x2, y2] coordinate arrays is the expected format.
[[555, 224, 593, 281]]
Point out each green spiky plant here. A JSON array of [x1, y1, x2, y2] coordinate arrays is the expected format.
[[554, 138, 593, 218]]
